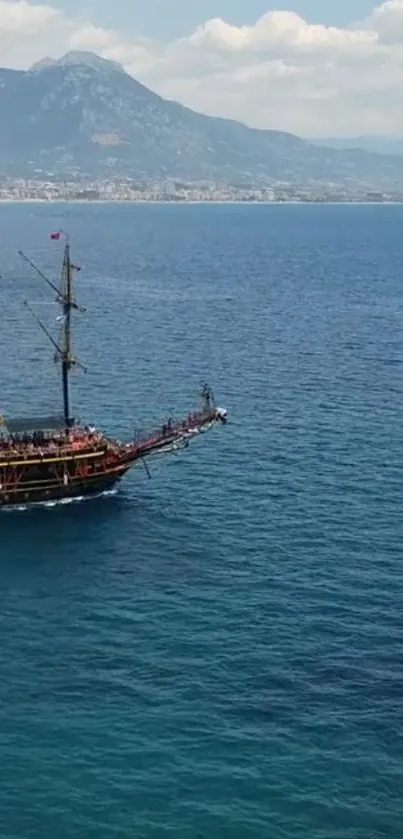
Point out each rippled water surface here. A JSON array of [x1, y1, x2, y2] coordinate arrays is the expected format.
[[0, 203, 402, 838]]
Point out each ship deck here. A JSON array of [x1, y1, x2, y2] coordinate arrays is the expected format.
[[0, 409, 216, 466]]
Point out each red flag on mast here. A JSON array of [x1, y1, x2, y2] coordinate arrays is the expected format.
[[50, 231, 61, 240]]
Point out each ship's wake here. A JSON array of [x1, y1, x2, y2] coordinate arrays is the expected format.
[[1, 488, 118, 513]]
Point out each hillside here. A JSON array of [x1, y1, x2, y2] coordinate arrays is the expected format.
[[1, 51, 403, 187]]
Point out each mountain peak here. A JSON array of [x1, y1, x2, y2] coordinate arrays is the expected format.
[[30, 56, 57, 72], [30, 51, 124, 74]]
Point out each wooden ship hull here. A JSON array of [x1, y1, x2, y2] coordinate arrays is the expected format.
[[0, 445, 127, 505], [0, 473, 123, 507], [0, 232, 227, 508]]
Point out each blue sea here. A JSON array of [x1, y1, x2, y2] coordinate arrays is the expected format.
[[0, 202, 402, 838]]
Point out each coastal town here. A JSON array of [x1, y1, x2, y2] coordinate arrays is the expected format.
[[0, 176, 398, 204]]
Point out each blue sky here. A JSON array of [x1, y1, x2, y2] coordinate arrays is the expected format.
[[49, 0, 376, 38]]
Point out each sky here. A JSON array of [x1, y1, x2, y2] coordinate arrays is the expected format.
[[1, 0, 403, 136], [44, 1, 377, 38]]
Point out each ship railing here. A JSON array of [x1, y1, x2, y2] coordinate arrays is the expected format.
[[0, 438, 106, 461], [129, 408, 218, 453]]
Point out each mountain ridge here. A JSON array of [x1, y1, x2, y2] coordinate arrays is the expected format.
[[309, 135, 403, 157], [0, 51, 403, 187]]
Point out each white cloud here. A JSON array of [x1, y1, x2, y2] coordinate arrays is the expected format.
[[370, 0, 403, 42], [0, 0, 57, 31], [2, 0, 403, 135], [69, 25, 155, 75], [188, 11, 376, 51]]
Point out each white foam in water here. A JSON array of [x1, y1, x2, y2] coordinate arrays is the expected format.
[[1, 488, 118, 513]]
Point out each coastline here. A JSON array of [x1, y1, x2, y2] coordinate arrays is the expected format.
[[0, 198, 401, 206]]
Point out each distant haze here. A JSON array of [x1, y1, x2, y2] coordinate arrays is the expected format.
[[309, 137, 403, 156]]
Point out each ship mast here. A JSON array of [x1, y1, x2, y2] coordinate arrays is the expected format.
[[60, 235, 73, 429]]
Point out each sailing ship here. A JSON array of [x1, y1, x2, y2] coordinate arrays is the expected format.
[[0, 231, 227, 507]]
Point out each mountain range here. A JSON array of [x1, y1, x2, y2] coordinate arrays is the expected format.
[[1, 51, 403, 188]]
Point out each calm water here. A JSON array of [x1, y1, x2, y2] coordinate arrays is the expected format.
[[0, 202, 402, 838]]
